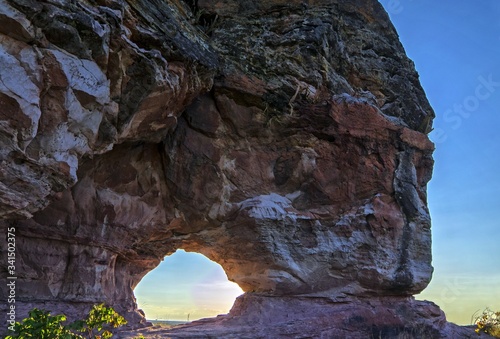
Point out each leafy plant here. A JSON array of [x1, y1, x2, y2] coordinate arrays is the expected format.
[[5, 308, 80, 339], [474, 308, 500, 338], [6, 304, 128, 339], [70, 304, 128, 339]]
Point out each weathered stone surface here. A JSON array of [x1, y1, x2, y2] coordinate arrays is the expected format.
[[0, 0, 477, 337], [117, 295, 486, 339], [0, 0, 216, 219], [162, 96, 434, 298]]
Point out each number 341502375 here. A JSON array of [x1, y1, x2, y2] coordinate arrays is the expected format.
[[7, 227, 15, 273]]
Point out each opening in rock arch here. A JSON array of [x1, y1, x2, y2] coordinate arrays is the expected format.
[[134, 250, 244, 322]]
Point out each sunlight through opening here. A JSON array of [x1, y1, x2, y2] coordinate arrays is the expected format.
[[134, 249, 244, 323]]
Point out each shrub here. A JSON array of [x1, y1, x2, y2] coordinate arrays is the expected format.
[[5, 308, 78, 339], [70, 304, 127, 338], [6, 304, 127, 339], [474, 308, 500, 338]]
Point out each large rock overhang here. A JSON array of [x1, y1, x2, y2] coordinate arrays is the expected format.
[[2, 0, 473, 337]]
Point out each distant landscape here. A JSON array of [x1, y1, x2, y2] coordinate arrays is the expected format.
[[149, 320, 189, 328]]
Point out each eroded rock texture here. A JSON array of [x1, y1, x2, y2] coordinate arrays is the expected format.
[[0, 0, 475, 337]]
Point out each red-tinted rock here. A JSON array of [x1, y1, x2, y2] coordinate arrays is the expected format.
[[116, 295, 484, 338], [0, 0, 470, 338]]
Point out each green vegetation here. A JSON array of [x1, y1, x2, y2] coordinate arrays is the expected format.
[[5, 308, 76, 339], [474, 308, 500, 338], [6, 304, 127, 339]]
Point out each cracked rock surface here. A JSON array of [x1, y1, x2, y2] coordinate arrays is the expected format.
[[0, 0, 479, 337]]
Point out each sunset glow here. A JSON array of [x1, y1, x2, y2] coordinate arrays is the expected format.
[[134, 250, 243, 321]]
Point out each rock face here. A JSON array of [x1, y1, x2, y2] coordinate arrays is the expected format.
[[0, 0, 474, 337], [117, 295, 486, 339]]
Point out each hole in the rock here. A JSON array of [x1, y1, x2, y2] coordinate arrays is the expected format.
[[134, 249, 244, 324]]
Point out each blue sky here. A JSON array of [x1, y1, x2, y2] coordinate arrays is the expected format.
[[135, 250, 243, 321], [135, 1, 500, 325]]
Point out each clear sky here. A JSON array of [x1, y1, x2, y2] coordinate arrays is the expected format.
[[134, 250, 243, 321], [135, 1, 500, 325]]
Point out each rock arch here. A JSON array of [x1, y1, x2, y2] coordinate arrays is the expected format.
[[3, 90, 436, 335], [0, 0, 475, 337]]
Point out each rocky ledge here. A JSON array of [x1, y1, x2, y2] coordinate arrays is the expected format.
[[117, 295, 483, 338], [0, 0, 485, 338]]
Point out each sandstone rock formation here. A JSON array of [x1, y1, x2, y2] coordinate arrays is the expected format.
[[0, 0, 480, 337]]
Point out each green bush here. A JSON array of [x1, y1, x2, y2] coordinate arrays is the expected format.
[[6, 304, 127, 339], [5, 308, 78, 339], [474, 308, 500, 338]]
